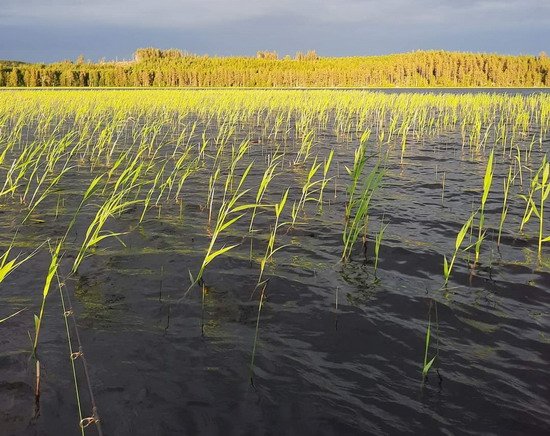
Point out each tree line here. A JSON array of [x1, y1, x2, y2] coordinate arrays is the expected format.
[[1, 49, 548, 87]]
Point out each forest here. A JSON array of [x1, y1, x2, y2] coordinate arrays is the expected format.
[[0, 49, 548, 88]]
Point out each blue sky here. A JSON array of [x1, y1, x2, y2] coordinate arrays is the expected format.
[[1, 0, 549, 62]]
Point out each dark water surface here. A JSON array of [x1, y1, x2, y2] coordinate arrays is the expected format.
[[0, 91, 549, 436]]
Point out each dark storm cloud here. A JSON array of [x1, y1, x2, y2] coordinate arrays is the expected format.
[[1, 0, 548, 62]]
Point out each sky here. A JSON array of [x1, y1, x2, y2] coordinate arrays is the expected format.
[[1, 0, 549, 63]]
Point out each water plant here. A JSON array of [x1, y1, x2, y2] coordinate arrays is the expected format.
[[0, 307, 27, 324], [0, 88, 549, 432], [0, 244, 37, 284], [373, 222, 388, 278], [537, 159, 550, 255], [519, 156, 550, 256], [33, 241, 61, 355], [422, 301, 438, 381], [474, 149, 494, 265], [257, 188, 289, 285], [342, 145, 384, 262], [444, 212, 476, 285], [249, 281, 267, 384], [72, 188, 141, 273], [294, 129, 315, 165], [187, 162, 256, 292], [316, 149, 334, 212], [497, 166, 513, 247], [0, 242, 40, 325], [250, 189, 290, 383]]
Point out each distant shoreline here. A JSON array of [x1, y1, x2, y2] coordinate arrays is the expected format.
[[2, 50, 549, 88]]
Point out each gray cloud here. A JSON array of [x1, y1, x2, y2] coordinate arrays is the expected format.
[[1, 0, 548, 62], [3, 0, 549, 26]]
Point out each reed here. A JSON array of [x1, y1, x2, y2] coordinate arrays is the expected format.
[[188, 162, 257, 292], [72, 189, 141, 274], [0, 243, 37, 325], [474, 149, 494, 265], [444, 212, 475, 285], [0, 88, 549, 412], [519, 157, 550, 256], [497, 166, 513, 247], [342, 148, 384, 262], [373, 222, 388, 278], [33, 241, 61, 355], [0, 307, 27, 324], [537, 159, 550, 255], [422, 301, 438, 380], [519, 156, 550, 256], [257, 189, 289, 285], [250, 189, 290, 382], [316, 149, 334, 212]]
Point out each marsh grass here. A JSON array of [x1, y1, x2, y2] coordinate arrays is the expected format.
[[498, 166, 513, 247], [422, 301, 439, 382], [0, 89, 549, 420], [444, 213, 476, 285], [187, 162, 257, 293], [519, 156, 550, 257], [474, 149, 494, 265], [373, 222, 388, 279], [342, 154, 384, 262]]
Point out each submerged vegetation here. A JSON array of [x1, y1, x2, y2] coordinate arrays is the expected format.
[[1, 49, 550, 87], [0, 89, 549, 432]]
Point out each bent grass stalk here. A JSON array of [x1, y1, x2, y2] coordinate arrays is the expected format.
[[474, 149, 494, 265], [537, 159, 550, 255], [444, 212, 476, 285], [257, 189, 289, 285], [422, 302, 437, 380], [497, 166, 513, 247], [56, 271, 85, 436], [249, 156, 281, 232], [1, 245, 37, 283], [373, 222, 388, 278], [317, 149, 334, 212], [0, 241, 40, 323], [33, 241, 61, 356], [187, 162, 257, 293], [0, 307, 27, 324], [249, 281, 267, 384], [292, 157, 322, 225], [72, 189, 141, 274], [342, 159, 384, 262], [519, 156, 550, 256], [250, 189, 290, 383]]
